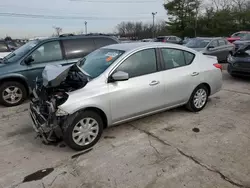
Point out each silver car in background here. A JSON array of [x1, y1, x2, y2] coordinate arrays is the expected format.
[[185, 37, 234, 62], [30, 42, 222, 151]]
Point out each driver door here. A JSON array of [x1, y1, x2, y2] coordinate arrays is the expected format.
[[108, 48, 165, 124], [23, 41, 67, 89]]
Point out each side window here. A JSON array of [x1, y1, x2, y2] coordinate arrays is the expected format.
[[169, 37, 176, 41], [210, 40, 219, 47], [94, 37, 117, 48], [176, 37, 182, 42], [184, 51, 195, 65], [218, 39, 226, 46], [161, 48, 186, 69], [116, 49, 157, 78], [30, 41, 62, 63], [0, 42, 9, 52], [63, 38, 95, 59]]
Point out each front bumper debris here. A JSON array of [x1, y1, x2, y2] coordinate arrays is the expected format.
[[30, 102, 50, 143], [30, 101, 64, 144]]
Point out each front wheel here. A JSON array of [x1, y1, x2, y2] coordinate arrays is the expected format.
[[186, 85, 209, 112], [63, 111, 103, 151], [0, 81, 27, 107]]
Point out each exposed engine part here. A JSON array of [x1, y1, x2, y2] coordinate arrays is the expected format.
[[30, 64, 89, 144]]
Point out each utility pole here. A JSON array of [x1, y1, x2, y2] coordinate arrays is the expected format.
[[152, 12, 157, 39], [84, 21, 87, 34]]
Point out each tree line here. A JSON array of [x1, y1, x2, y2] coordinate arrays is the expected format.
[[116, 0, 250, 39]]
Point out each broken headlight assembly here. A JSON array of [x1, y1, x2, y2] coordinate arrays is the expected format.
[[56, 108, 69, 116]]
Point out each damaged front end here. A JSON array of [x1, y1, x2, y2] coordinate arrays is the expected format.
[[29, 64, 88, 144]]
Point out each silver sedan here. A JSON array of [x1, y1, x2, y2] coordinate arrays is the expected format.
[[31, 42, 223, 151]]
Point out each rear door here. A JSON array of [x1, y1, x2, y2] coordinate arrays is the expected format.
[[63, 38, 96, 64], [23, 40, 67, 88], [205, 40, 221, 60], [218, 39, 232, 61], [160, 48, 198, 106]]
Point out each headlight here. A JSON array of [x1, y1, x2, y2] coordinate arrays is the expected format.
[[233, 63, 238, 67], [56, 108, 69, 116], [227, 54, 234, 63]]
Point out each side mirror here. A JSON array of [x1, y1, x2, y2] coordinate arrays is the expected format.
[[109, 71, 129, 82], [207, 46, 215, 50], [24, 56, 34, 65]]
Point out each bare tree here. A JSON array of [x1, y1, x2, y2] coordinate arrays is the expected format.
[[116, 22, 126, 36], [53, 26, 62, 36], [211, 0, 233, 10]]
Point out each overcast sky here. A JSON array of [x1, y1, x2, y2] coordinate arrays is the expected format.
[[0, 0, 167, 38]]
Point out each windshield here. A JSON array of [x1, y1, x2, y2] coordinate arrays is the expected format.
[[4, 40, 39, 62], [185, 38, 211, 48], [240, 33, 250, 40], [80, 48, 125, 78], [232, 32, 247, 38]]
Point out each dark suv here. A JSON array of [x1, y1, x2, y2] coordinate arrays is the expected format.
[[0, 34, 119, 107], [227, 44, 250, 77]]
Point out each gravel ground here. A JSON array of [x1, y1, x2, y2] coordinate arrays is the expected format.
[[0, 71, 250, 188]]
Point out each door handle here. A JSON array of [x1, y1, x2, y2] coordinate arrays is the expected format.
[[191, 72, 199, 76], [149, 80, 160, 86]]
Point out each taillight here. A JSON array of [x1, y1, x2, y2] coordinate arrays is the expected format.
[[213, 63, 222, 71], [163, 39, 166, 42]]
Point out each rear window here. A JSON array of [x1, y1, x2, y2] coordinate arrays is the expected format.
[[218, 39, 226, 46], [156, 37, 165, 42], [63, 38, 95, 59], [94, 37, 117, 48]]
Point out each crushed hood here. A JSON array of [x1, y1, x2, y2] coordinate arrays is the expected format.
[[42, 64, 87, 88]]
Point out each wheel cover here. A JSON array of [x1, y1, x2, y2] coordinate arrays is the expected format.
[[2, 86, 23, 104], [193, 88, 207, 109], [72, 118, 99, 146]]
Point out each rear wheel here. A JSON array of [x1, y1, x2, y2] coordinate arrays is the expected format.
[[186, 85, 209, 112], [63, 111, 103, 151], [0, 81, 27, 107]]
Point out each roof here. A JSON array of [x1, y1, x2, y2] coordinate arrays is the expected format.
[[196, 37, 223, 40], [157, 36, 175, 38], [34, 34, 119, 43], [102, 42, 194, 52]]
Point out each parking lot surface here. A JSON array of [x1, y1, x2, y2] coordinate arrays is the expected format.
[[0, 71, 250, 188]]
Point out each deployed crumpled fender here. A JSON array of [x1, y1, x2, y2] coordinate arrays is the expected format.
[[42, 64, 75, 88]]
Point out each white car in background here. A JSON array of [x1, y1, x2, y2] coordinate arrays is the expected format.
[[0, 40, 12, 59]]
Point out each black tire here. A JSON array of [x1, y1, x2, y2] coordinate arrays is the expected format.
[[0, 81, 27, 107], [63, 110, 103, 151], [186, 84, 209, 112]]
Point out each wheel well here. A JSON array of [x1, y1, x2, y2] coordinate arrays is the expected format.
[[200, 83, 211, 96], [84, 107, 108, 129], [0, 77, 29, 94]]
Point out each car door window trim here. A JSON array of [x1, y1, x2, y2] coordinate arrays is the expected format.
[[160, 48, 195, 70], [108, 47, 161, 78], [29, 41, 63, 64]]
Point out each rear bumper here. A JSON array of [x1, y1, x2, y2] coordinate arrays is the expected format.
[[227, 63, 250, 76]]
